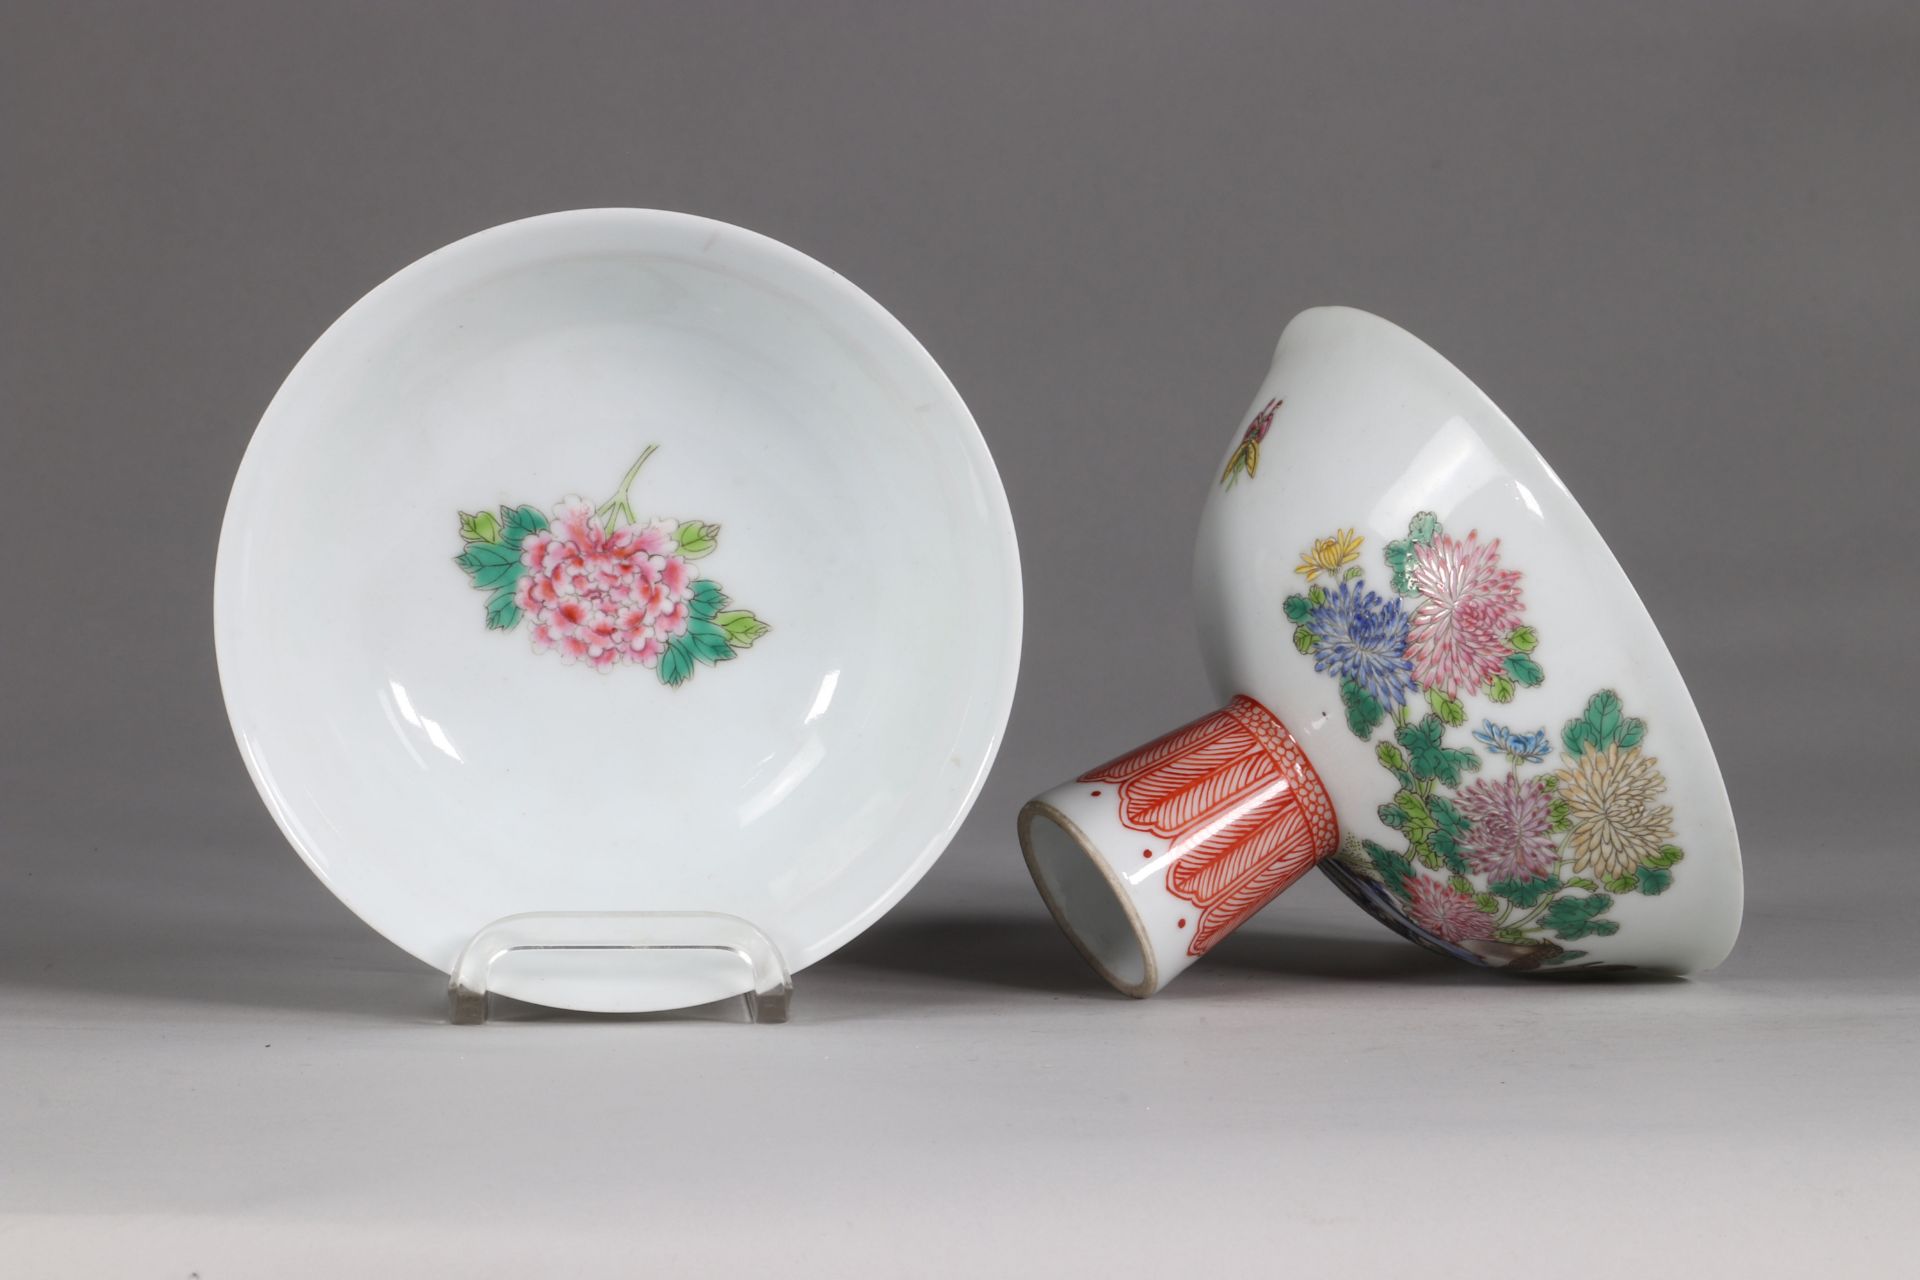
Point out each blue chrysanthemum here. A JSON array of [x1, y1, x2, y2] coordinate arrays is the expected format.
[[1473, 719, 1550, 764], [1473, 719, 1512, 754], [1307, 579, 1415, 709], [1508, 728, 1551, 764]]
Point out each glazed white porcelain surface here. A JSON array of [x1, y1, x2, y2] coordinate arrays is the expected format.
[[216, 209, 1021, 1011], [1194, 307, 1741, 973]]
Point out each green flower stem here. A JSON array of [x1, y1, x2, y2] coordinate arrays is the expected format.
[[1506, 902, 1552, 932], [595, 443, 659, 527], [1505, 896, 1555, 932], [1502, 853, 1577, 933]]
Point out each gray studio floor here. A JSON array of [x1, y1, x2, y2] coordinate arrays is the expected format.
[[3, 815, 1911, 1276]]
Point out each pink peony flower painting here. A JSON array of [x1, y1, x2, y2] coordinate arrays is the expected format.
[[454, 445, 769, 686]]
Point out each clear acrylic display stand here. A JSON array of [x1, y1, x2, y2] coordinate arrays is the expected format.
[[448, 911, 792, 1024]]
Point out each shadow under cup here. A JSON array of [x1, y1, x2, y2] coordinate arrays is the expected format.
[[1019, 696, 1339, 997]]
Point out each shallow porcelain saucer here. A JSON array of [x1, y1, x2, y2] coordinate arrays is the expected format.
[[216, 209, 1021, 1011]]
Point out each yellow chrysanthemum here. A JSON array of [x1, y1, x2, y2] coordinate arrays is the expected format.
[[1555, 744, 1675, 880], [1295, 528, 1364, 581]]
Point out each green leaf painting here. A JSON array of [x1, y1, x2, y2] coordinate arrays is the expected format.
[[657, 637, 696, 688], [500, 504, 549, 547], [716, 610, 772, 648], [1398, 715, 1480, 788], [483, 587, 520, 632], [682, 618, 737, 665], [1561, 689, 1646, 757], [1342, 678, 1386, 739], [1633, 864, 1675, 896], [1426, 687, 1467, 727], [1647, 844, 1686, 869], [1365, 841, 1415, 897], [1504, 653, 1545, 687], [674, 520, 721, 559], [459, 510, 501, 544], [688, 578, 728, 621], [1384, 539, 1416, 596], [1489, 875, 1561, 908], [1541, 894, 1622, 941]]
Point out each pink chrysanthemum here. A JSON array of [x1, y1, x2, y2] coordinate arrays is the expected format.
[[1405, 875, 1494, 943], [514, 500, 696, 670], [1454, 773, 1557, 883], [1407, 531, 1524, 697]]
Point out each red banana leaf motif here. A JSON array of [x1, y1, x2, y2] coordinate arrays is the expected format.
[[1082, 696, 1339, 957]]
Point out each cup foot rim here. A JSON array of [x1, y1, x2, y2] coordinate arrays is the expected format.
[[1018, 798, 1159, 998]]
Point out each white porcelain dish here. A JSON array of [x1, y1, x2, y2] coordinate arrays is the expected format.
[[216, 209, 1021, 1011]]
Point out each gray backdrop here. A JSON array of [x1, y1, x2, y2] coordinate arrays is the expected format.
[[3, 3, 1916, 1275]]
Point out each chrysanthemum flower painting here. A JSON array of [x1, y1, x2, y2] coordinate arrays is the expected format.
[[1283, 510, 1686, 970], [1454, 773, 1557, 883], [1406, 531, 1525, 697], [1405, 876, 1492, 944], [1471, 720, 1551, 765], [1294, 527, 1364, 582], [1556, 742, 1676, 881], [1305, 579, 1416, 715], [453, 445, 769, 687]]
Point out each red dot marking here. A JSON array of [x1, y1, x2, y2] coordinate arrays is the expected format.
[[1142, 849, 1153, 859], [1090, 790, 1102, 797], [1177, 918, 1187, 929]]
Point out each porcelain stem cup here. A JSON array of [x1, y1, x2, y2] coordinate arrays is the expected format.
[[1192, 308, 1742, 979], [1018, 695, 1339, 997], [1023, 306, 1743, 995]]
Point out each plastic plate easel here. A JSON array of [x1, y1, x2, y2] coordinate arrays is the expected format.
[[447, 911, 792, 1024]]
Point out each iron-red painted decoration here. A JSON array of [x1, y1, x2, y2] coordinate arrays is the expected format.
[[1080, 696, 1338, 955]]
